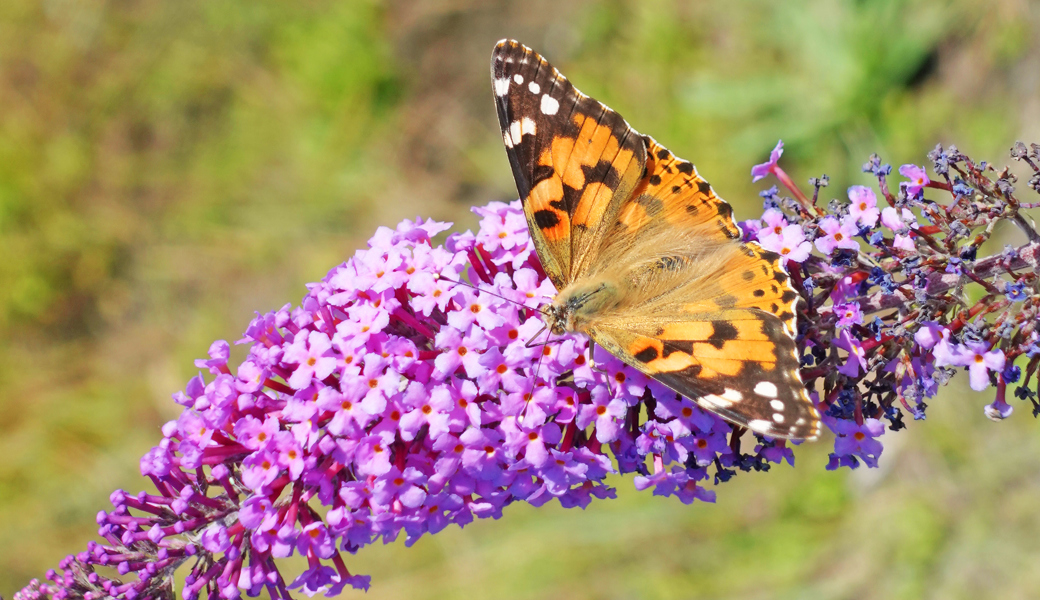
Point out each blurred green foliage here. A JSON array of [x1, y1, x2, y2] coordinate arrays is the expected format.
[[2, 0, 1039, 597]]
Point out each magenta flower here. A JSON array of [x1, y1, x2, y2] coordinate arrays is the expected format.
[[758, 208, 789, 239], [833, 302, 864, 328], [880, 206, 915, 232], [751, 140, 784, 182], [847, 185, 880, 227], [913, 322, 945, 350], [965, 343, 1005, 391], [899, 163, 931, 197], [576, 387, 627, 442], [283, 330, 337, 389], [758, 222, 812, 263], [835, 329, 867, 378], [814, 216, 859, 254], [21, 135, 1040, 599], [933, 331, 971, 368]]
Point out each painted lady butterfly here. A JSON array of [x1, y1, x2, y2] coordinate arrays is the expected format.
[[491, 40, 820, 440]]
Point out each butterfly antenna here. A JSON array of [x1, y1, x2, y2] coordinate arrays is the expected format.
[[521, 325, 554, 425], [438, 275, 549, 315]]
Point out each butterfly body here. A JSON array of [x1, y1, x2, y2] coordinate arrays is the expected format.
[[545, 278, 620, 335], [492, 40, 820, 440]]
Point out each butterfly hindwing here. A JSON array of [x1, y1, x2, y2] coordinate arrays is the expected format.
[[592, 308, 818, 440], [585, 241, 819, 439], [492, 40, 647, 289]]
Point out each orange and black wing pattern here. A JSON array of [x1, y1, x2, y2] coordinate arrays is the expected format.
[[615, 137, 742, 244], [592, 242, 819, 439], [491, 40, 819, 440], [491, 39, 646, 289]]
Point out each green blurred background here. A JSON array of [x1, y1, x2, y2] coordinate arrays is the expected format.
[[3, 0, 1040, 598]]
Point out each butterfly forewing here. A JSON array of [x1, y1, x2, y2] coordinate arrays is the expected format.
[[615, 138, 743, 243], [492, 39, 820, 441], [492, 40, 646, 287]]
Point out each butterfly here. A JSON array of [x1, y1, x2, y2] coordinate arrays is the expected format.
[[491, 40, 820, 440]]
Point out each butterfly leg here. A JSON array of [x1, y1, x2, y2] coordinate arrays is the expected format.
[[587, 339, 608, 374]]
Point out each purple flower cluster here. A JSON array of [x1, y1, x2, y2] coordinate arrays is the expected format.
[[17, 140, 1040, 600], [746, 140, 1040, 470], [18, 202, 793, 600]]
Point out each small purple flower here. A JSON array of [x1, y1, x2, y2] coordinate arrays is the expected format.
[[880, 206, 916, 232], [965, 343, 1005, 391], [847, 186, 880, 228], [758, 208, 790, 239], [355, 433, 394, 477], [829, 418, 884, 468], [654, 394, 715, 435], [297, 521, 336, 559], [576, 387, 627, 443], [288, 565, 339, 596], [899, 164, 931, 197], [633, 466, 715, 504], [372, 467, 429, 509], [503, 421, 561, 468], [933, 330, 970, 368], [758, 223, 812, 263], [751, 140, 784, 182], [835, 330, 867, 378], [538, 450, 589, 495], [283, 331, 337, 390], [399, 384, 453, 441], [913, 322, 946, 350], [814, 217, 859, 254], [1004, 280, 1028, 302], [833, 302, 864, 328]]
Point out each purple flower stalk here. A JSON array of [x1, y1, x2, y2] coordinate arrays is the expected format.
[[17, 140, 1040, 599]]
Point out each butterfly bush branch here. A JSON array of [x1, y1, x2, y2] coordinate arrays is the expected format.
[[17, 203, 772, 600], [18, 140, 1040, 600], [748, 139, 1040, 470]]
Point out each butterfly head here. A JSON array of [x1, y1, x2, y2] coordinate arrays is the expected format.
[[542, 303, 568, 336], [544, 279, 620, 336]]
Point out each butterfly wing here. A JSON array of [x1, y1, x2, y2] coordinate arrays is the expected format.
[[613, 137, 742, 245], [587, 243, 820, 440], [491, 40, 647, 289], [492, 39, 818, 440]]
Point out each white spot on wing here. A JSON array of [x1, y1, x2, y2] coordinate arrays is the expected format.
[[748, 419, 772, 433], [494, 78, 511, 97], [721, 389, 743, 402], [541, 94, 560, 115], [508, 117, 537, 146], [513, 73, 524, 84], [769, 399, 784, 411], [772, 413, 785, 423], [503, 130, 514, 149], [795, 417, 806, 425], [528, 82, 540, 94], [754, 382, 778, 398]]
